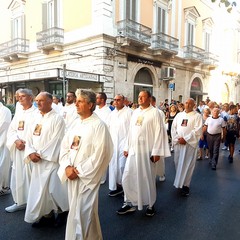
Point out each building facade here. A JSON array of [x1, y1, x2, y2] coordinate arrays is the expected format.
[[0, 0, 239, 105]]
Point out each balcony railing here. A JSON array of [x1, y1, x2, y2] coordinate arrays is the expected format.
[[203, 52, 219, 66], [183, 45, 205, 62], [0, 38, 29, 58], [151, 32, 179, 54], [36, 27, 64, 50], [117, 19, 151, 46]]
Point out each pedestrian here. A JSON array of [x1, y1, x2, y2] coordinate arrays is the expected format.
[[58, 89, 113, 240], [94, 92, 112, 184], [116, 90, 170, 216], [24, 92, 68, 227], [204, 107, 226, 170], [171, 98, 202, 196], [0, 102, 12, 196], [224, 104, 239, 163], [5, 89, 37, 212], [108, 94, 132, 197]]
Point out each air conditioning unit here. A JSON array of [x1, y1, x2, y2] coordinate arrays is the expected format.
[[162, 67, 176, 80]]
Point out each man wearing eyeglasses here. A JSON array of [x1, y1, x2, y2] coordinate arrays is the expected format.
[[108, 94, 132, 197]]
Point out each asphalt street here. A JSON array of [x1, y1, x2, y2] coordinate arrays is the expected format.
[[1, 142, 240, 240]]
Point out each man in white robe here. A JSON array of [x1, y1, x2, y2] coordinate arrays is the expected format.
[[108, 94, 132, 197], [5, 89, 37, 212], [0, 102, 12, 196], [58, 89, 113, 240], [24, 92, 68, 227], [94, 92, 112, 184], [117, 90, 170, 217], [151, 96, 169, 182], [171, 98, 202, 196], [60, 91, 78, 132]]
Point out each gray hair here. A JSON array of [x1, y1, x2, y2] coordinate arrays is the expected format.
[[18, 88, 34, 98], [75, 89, 96, 112]]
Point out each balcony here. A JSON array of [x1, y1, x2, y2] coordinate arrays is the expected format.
[[116, 19, 151, 49], [202, 52, 219, 70], [151, 32, 179, 56], [36, 27, 64, 54], [0, 38, 29, 62], [183, 45, 205, 65]]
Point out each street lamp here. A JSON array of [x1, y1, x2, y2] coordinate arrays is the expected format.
[[62, 63, 67, 99]]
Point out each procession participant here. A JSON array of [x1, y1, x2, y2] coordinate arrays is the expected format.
[[151, 96, 169, 182], [108, 94, 132, 197], [171, 98, 202, 196], [117, 90, 170, 217], [60, 92, 78, 132], [94, 92, 111, 184], [24, 92, 68, 227], [5, 89, 37, 212], [0, 102, 12, 196], [58, 89, 113, 240]]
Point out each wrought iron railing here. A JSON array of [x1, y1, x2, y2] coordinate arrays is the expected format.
[[151, 32, 179, 53], [0, 38, 29, 58], [183, 45, 205, 61], [36, 27, 64, 48], [117, 19, 151, 45], [203, 52, 219, 66]]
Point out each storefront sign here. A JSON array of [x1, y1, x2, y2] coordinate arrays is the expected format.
[[30, 69, 58, 79], [59, 70, 101, 82], [8, 73, 29, 82]]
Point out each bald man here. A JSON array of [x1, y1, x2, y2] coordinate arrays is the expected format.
[[171, 98, 202, 196], [24, 92, 68, 227]]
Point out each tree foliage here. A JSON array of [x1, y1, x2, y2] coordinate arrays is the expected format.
[[211, 0, 237, 13]]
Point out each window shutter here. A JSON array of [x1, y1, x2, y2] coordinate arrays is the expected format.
[[42, 2, 48, 30], [54, 0, 58, 27], [11, 19, 14, 39], [21, 15, 26, 39]]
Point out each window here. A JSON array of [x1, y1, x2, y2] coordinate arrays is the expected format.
[[202, 18, 214, 52], [125, 0, 137, 21], [187, 22, 194, 45], [9, 1, 26, 39], [42, 0, 59, 29], [184, 7, 200, 46], [154, 1, 168, 34]]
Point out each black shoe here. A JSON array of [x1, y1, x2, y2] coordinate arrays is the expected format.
[[228, 155, 233, 163], [116, 204, 136, 215], [181, 186, 190, 197], [109, 186, 123, 197], [145, 206, 155, 217], [54, 211, 68, 228], [32, 214, 55, 228], [211, 164, 216, 170]]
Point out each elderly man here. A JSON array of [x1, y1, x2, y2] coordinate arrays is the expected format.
[[0, 102, 12, 196], [5, 89, 37, 212], [117, 90, 170, 217], [24, 92, 68, 227], [58, 89, 113, 240], [171, 98, 202, 196], [108, 94, 132, 197]]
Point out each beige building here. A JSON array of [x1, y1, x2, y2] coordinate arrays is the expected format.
[[0, 0, 239, 105]]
